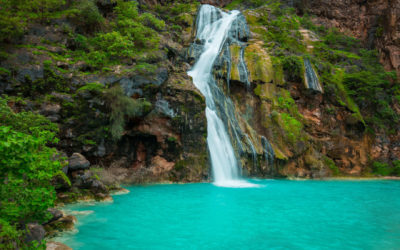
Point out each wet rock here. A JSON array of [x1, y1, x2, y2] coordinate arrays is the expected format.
[[16, 65, 44, 83], [40, 103, 61, 116], [44, 215, 77, 236], [95, 140, 106, 157], [46, 241, 72, 250], [72, 170, 108, 193], [199, 0, 232, 7], [46, 208, 63, 224], [68, 153, 90, 171], [25, 223, 45, 243], [150, 156, 175, 175], [119, 68, 168, 97]]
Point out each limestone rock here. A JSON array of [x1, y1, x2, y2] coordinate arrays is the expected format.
[[46, 208, 63, 224], [68, 153, 90, 171], [25, 223, 45, 243], [46, 242, 72, 250]]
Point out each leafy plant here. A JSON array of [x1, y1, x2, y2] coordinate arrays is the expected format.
[[103, 85, 151, 140], [0, 98, 65, 248]]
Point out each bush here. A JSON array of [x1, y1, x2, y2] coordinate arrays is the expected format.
[[372, 161, 392, 176], [0, 98, 65, 248], [280, 112, 303, 143], [69, 0, 105, 33], [282, 55, 303, 82], [103, 85, 151, 140]]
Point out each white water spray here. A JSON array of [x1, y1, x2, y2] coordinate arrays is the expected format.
[[188, 5, 256, 188]]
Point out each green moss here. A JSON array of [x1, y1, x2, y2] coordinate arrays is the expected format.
[[167, 136, 177, 142], [244, 43, 274, 83], [0, 67, 11, 76], [271, 56, 284, 85], [77, 82, 104, 94], [279, 112, 303, 143], [323, 156, 340, 176]]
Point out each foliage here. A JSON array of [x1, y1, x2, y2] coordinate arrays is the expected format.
[[257, 5, 305, 54], [0, 98, 58, 137], [77, 82, 105, 94], [66, 0, 165, 70], [281, 55, 304, 82], [279, 113, 303, 143], [0, 219, 25, 249], [372, 162, 392, 176], [0, 98, 64, 248], [103, 85, 151, 140], [323, 156, 340, 176], [68, 0, 105, 33], [0, 0, 66, 42], [19, 61, 70, 97], [29, 0, 66, 21], [372, 161, 400, 176]]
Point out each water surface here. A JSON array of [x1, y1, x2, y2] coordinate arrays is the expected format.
[[57, 180, 400, 249]]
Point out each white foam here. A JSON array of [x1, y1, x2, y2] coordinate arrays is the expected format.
[[213, 180, 262, 188]]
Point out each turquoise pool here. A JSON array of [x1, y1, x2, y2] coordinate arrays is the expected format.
[[57, 180, 400, 249]]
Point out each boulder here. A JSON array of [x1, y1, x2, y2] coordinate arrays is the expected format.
[[46, 208, 63, 224], [25, 223, 45, 243], [68, 153, 90, 171], [16, 65, 44, 83], [119, 68, 168, 97]]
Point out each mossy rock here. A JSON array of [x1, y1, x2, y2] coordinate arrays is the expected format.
[[244, 42, 274, 84], [229, 45, 242, 82]]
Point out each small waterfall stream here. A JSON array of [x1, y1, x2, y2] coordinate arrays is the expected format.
[[188, 5, 255, 187], [304, 58, 323, 92]]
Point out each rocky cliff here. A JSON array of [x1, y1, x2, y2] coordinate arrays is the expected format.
[[288, 0, 400, 77], [1, 0, 399, 186]]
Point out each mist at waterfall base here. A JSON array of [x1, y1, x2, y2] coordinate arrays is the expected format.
[[57, 180, 400, 249], [187, 5, 257, 188]]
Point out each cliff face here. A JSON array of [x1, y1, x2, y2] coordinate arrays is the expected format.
[[1, 0, 399, 186], [291, 0, 400, 77]]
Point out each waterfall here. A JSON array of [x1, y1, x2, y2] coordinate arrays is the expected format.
[[245, 134, 257, 169], [304, 58, 323, 92], [188, 5, 255, 187], [261, 136, 275, 168], [238, 45, 250, 86]]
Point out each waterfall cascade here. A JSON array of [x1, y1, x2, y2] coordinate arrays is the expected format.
[[304, 58, 323, 92], [187, 5, 256, 187]]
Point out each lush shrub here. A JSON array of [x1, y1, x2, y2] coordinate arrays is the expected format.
[[282, 55, 304, 82], [323, 156, 340, 176], [68, 0, 105, 33], [112, 0, 162, 50], [0, 98, 65, 248], [372, 161, 392, 176], [94, 31, 136, 58], [103, 85, 152, 140], [279, 112, 303, 143]]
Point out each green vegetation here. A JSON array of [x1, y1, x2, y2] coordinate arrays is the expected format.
[[0, 98, 65, 248], [372, 161, 400, 176], [279, 113, 303, 143], [0, 0, 66, 42], [323, 156, 340, 176], [245, 0, 398, 130], [103, 85, 151, 140]]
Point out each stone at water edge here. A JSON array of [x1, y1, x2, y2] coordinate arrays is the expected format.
[[25, 223, 45, 244], [46, 208, 63, 224], [68, 153, 90, 171], [46, 241, 72, 250]]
